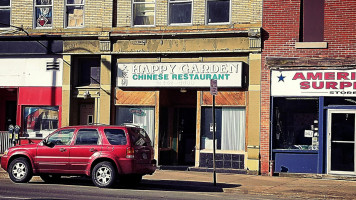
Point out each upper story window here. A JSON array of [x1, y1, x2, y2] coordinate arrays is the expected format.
[[65, 0, 84, 28], [169, 0, 192, 25], [34, 0, 53, 28], [300, 0, 324, 42], [77, 57, 100, 87], [0, 0, 11, 28], [206, 0, 230, 24], [133, 0, 155, 26]]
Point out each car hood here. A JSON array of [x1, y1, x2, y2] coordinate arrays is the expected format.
[[9, 143, 38, 151]]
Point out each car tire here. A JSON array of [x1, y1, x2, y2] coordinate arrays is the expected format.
[[8, 157, 33, 183], [40, 174, 62, 183], [92, 161, 116, 188]]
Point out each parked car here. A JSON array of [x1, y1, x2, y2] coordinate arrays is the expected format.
[[1, 125, 156, 188]]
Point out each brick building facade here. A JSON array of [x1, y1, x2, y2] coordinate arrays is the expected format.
[[0, 0, 262, 173], [262, 0, 356, 175]]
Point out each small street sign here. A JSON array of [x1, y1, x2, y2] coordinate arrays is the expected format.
[[210, 79, 218, 95]]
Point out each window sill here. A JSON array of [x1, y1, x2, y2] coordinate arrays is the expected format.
[[295, 42, 328, 49]]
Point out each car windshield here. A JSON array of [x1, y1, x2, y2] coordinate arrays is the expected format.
[[129, 128, 152, 146]]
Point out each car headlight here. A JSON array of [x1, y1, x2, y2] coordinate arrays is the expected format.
[[3, 149, 8, 156]]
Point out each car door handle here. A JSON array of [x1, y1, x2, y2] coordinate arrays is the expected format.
[[60, 148, 67, 152], [90, 148, 97, 152]]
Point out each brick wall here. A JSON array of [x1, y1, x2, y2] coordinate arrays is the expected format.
[[9, 0, 262, 31], [261, 0, 356, 175]]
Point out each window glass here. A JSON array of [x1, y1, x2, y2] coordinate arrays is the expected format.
[[169, 0, 192, 24], [206, 0, 230, 24], [300, 0, 324, 42], [0, 0, 10, 28], [129, 128, 152, 146], [75, 129, 99, 145], [47, 129, 75, 145], [133, 0, 155, 26], [104, 129, 127, 145], [201, 107, 245, 151], [116, 106, 155, 145], [23, 106, 59, 138], [272, 97, 319, 150], [77, 57, 100, 86], [34, 0, 52, 28], [66, 0, 84, 28]]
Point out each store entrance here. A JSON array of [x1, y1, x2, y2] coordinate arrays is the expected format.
[[158, 89, 196, 166], [327, 110, 356, 175]]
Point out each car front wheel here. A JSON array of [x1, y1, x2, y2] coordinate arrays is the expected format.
[[91, 161, 116, 188], [8, 157, 33, 183]]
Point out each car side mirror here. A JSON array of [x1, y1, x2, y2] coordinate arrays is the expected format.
[[43, 139, 55, 148]]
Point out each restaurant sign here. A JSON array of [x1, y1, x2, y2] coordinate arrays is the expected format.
[[117, 62, 242, 88], [272, 70, 356, 97]]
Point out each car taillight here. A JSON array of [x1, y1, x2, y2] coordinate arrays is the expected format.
[[126, 147, 134, 159]]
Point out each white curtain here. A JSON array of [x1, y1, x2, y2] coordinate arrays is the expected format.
[[133, 107, 155, 145], [221, 108, 245, 151]]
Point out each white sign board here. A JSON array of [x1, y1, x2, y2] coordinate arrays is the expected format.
[[117, 62, 242, 88], [272, 70, 356, 97], [0, 57, 63, 87]]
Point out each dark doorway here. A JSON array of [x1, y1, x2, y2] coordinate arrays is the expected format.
[[176, 107, 196, 165], [5, 101, 17, 130], [158, 89, 196, 166]]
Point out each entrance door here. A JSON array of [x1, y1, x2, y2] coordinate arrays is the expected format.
[[79, 103, 94, 125], [327, 110, 356, 174], [176, 108, 196, 165]]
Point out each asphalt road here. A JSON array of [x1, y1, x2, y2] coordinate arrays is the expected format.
[[0, 177, 280, 200]]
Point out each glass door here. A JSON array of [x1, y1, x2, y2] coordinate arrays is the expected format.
[[327, 110, 356, 174]]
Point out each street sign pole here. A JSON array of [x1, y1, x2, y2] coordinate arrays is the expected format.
[[210, 79, 217, 186], [212, 94, 216, 186]]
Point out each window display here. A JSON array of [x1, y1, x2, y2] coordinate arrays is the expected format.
[[116, 106, 155, 145], [272, 98, 319, 150], [201, 107, 245, 151], [23, 106, 59, 138]]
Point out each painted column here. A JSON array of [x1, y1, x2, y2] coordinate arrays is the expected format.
[[62, 55, 71, 127]]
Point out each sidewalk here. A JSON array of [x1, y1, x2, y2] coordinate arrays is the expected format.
[[1, 165, 356, 199]]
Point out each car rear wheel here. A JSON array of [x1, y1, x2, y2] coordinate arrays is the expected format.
[[8, 157, 33, 183], [92, 161, 116, 188], [40, 174, 62, 183]]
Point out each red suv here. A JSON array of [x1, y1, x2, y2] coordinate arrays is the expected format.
[[1, 125, 156, 188]]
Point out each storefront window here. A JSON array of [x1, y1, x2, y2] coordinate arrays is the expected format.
[[201, 107, 245, 151], [115, 106, 155, 145], [23, 106, 59, 138], [272, 98, 319, 150]]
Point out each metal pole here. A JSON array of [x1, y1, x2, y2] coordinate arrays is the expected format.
[[212, 95, 216, 186]]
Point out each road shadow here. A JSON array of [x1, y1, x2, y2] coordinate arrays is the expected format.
[[29, 176, 241, 193]]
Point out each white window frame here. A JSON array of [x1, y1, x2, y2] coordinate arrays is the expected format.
[[65, 0, 85, 28], [132, 0, 156, 27], [168, 0, 193, 26], [33, 0, 53, 29], [0, 0, 11, 29], [205, 0, 231, 25]]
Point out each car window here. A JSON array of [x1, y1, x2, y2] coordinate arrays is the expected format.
[[104, 129, 127, 145], [75, 129, 100, 145], [47, 129, 75, 145], [129, 128, 152, 146]]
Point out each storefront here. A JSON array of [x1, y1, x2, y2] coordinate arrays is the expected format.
[[271, 69, 356, 175], [115, 60, 253, 170], [0, 56, 63, 143]]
